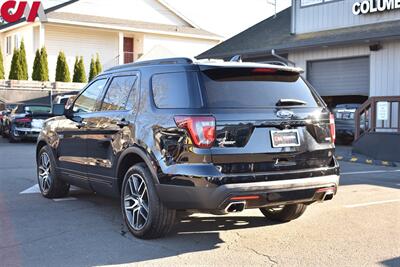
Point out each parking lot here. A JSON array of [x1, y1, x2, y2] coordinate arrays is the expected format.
[[0, 137, 399, 267]]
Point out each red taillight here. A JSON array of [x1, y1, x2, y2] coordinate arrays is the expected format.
[[252, 68, 277, 74], [174, 116, 216, 148], [15, 117, 32, 123], [329, 113, 336, 144]]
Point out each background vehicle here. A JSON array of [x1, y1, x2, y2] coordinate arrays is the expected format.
[[333, 103, 362, 144], [36, 58, 340, 239], [4, 104, 52, 143]]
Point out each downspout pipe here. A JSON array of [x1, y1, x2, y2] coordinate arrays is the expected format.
[[271, 49, 296, 67]]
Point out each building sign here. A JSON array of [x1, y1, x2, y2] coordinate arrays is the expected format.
[[0, 1, 46, 23], [377, 102, 389, 121], [352, 0, 400, 15]]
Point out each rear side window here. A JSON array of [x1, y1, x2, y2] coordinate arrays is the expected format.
[[152, 72, 202, 109], [201, 67, 321, 108], [101, 76, 137, 111]]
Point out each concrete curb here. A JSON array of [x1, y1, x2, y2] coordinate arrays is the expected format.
[[336, 154, 400, 167]]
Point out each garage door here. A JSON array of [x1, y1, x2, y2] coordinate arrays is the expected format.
[[307, 57, 370, 97]]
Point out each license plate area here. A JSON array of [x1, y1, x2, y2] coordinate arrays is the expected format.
[[31, 119, 44, 129], [270, 129, 300, 148]]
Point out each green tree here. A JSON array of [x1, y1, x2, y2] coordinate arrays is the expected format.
[[88, 57, 96, 82], [72, 56, 79, 82], [55, 51, 70, 82], [9, 48, 21, 80], [95, 54, 102, 74], [73, 56, 87, 83], [18, 40, 28, 80], [0, 46, 5, 79], [32, 49, 41, 81], [39, 47, 49, 81]]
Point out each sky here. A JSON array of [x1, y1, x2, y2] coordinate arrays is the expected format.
[[164, 0, 292, 38], [43, 0, 292, 39]]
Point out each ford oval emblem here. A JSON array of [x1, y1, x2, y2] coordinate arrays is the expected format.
[[276, 109, 294, 119]]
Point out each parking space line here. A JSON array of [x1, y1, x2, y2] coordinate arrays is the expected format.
[[341, 170, 400, 175], [344, 199, 400, 208], [53, 197, 77, 202]]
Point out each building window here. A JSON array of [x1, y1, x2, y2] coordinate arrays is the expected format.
[[14, 35, 19, 49], [301, 0, 340, 7], [6, 36, 11, 55]]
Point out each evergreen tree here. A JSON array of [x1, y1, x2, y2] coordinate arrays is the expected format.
[[73, 56, 87, 83], [9, 49, 20, 80], [39, 47, 49, 81], [55, 51, 71, 82], [32, 49, 41, 81], [88, 57, 96, 82], [72, 56, 79, 82], [18, 40, 28, 80], [95, 54, 102, 74], [0, 46, 4, 79], [78, 57, 87, 83]]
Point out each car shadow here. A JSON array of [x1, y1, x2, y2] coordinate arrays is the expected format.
[[20, 189, 279, 266]]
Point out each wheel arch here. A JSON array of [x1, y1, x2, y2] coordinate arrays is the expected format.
[[116, 146, 160, 193], [36, 140, 48, 163]]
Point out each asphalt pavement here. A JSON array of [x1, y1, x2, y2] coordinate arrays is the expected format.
[[0, 137, 399, 267]]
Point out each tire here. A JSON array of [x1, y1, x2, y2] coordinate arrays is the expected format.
[[121, 163, 176, 239], [37, 145, 70, 198], [9, 124, 20, 143], [260, 204, 307, 223]]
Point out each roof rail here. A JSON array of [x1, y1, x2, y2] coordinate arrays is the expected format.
[[106, 57, 194, 72]]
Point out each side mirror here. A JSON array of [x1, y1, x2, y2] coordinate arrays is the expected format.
[[52, 104, 66, 116], [65, 96, 76, 110]]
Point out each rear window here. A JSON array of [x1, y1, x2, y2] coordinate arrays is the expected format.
[[152, 72, 202, 109], [201, 67, 321, 108], [21, 106, 51, 114]]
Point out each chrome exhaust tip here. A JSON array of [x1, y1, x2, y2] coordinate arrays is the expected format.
[[322, 191, 334, 201], [225, 201, 246, 213]]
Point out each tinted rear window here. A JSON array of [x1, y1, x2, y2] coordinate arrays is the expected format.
[[152, 72, 202, 109], [201, 67, 321, 108]]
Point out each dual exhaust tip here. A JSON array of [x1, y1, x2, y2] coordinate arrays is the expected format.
[[225, 201, 246, 213], [224, 188, 335, 214]]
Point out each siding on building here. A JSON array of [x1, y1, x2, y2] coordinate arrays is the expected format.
[[45, 24, 119, 81], [289, 40, 400, 97], [295, 0, 400, 33], [3, 24, 39, 80]]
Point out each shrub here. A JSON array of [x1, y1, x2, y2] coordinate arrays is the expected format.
[[88, 57, 96, 82], [55, 51, 71, 82], [39, 47, 49, 81], [95, 54, 102, 74], [32, 49, 41, 81], [9, 49, 21, 80], [73, 56, 87, 83], [0, 46, 5, 79], [18, 40, 28, 80]]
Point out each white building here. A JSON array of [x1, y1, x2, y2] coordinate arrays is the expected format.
[[0, 0, 221, 82]]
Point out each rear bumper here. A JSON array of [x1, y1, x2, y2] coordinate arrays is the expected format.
[[156, 174, 340, 210], [13, 127, 41, 138]]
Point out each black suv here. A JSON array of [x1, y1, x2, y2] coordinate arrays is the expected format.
[[36, 58, 340, 239]]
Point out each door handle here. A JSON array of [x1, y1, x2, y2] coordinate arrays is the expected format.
[[76, 121, 87, 129], [117, 119, 130, 128]]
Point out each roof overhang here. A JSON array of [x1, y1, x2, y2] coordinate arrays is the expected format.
[[44, 18, 221, 41]]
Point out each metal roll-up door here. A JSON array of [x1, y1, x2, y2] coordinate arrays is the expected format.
[[307, 57, 370, 97]]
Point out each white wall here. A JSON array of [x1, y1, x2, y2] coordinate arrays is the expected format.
[[58, 0, 189, 27], [294, 0, 400, 33], [142, 34, 218, 59], [289, 41, 400, 97], [45, 24, 119, 82]]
